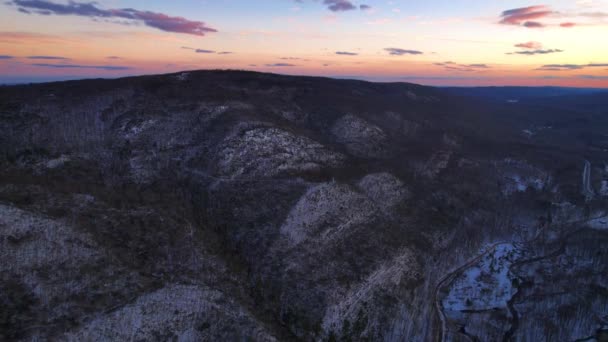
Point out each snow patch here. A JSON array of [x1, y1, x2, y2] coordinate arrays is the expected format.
[[497, 159, 549, 195], [124, 119, 157, 139], [405, 90, 438, 102], [587, 216, 608, 230], [64, 284, 276, 341], [443, 243, 521, 312], [322, 249, 420, 334], [280, 182, 376, 246], [0, 204, 100, 274], [45, 155, 70, 169], [419, 150, 452, 178], [331, 114, 388, 158], [406, 91, 418, 101], [357, 173, 410, 211], [175, 72, 190, 81], [600, 180, 608, 197], [217, 125, 345, 178]]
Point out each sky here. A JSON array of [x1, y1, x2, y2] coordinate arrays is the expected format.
[[1, 0, 608, 86]]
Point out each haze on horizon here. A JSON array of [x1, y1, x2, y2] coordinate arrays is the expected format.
[[1, 0, 607, 87]]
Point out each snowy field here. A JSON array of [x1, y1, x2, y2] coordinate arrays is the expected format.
[[443, 243, 521, 312]]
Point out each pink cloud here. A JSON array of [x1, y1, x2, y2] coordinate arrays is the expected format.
[[515, 41, 543, 49], [523, 21, 545, 28], [500, 5, 553, 27], [9, 0, 217, 36]]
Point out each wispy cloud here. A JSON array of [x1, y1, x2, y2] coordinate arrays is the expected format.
[[578, 74, 608, 79], [182, 47, 234, 55], [434, 61, 490, 72], [27, 55, 69, 60], [515, 41, 543, 49], [506, 42, 564, 56], [536, 64, 583, 70], [335, 51, 358, 56], [508, 49, 564, 55], [499, 5, 553, 28], [523, 21, 545, 28], [0, 55, 14, 59], [296, 0, 370, 12], [30, 63, 131, 70], [536, 63, 608, 71], [579, 11, 608, 19], [0, 31, 80, 45], [265, 63, 296, 67], [553, 10, 608, 26], [7, 0, 217, 36], [384, 48, 423, 55], [324, 0, 356, 12], [467, 64, 489, 68], [278, 56, 310, 62]]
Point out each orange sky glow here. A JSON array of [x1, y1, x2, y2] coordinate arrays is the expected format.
[[1, 0, 607, 86]]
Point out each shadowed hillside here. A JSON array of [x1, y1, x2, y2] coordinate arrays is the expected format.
[[1, 70, 607, 341]]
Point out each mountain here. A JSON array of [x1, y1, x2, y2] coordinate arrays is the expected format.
[[442, 86, 607, 103], [1, 70, 607, 341]]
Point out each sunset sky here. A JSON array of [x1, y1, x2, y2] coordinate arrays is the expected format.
[[1, 0, 607, 86]]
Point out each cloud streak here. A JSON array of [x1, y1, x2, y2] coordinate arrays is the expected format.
[[515, 41, 542, 49], [578, 75, 608, 80], [536, 63, 608, 71], [30, 63, 131, 70], [182, 47, 234, 55], [384, 48, 423, 56], [8, 0, 217, 36], [335, 51, 358, 56], [296, 0, 370, 12], [324, 0, 356, 12], [434, 61, 491, 72], [499, 5, 553, 28], [27, 55, 69, 60], [523, 21, 545, 28], [508, 49, 564, 55], [265, 63, 296, 67]]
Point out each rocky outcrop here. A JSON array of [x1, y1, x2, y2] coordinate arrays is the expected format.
[[1, 204, 100, 275], [322, 248, 421, 338], [357, 172, 410, 212], [331, 114, 388, 158], [0, 203, 169, 340], [63, 285, 276, 341], [279, 182, 378, 246], [217, 124, 345, 178]]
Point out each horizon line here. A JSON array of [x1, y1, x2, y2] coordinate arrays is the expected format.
[[2, 69, 608, 89]]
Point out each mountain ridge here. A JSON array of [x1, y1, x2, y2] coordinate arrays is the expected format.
[[1, 70, 607, 341]]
